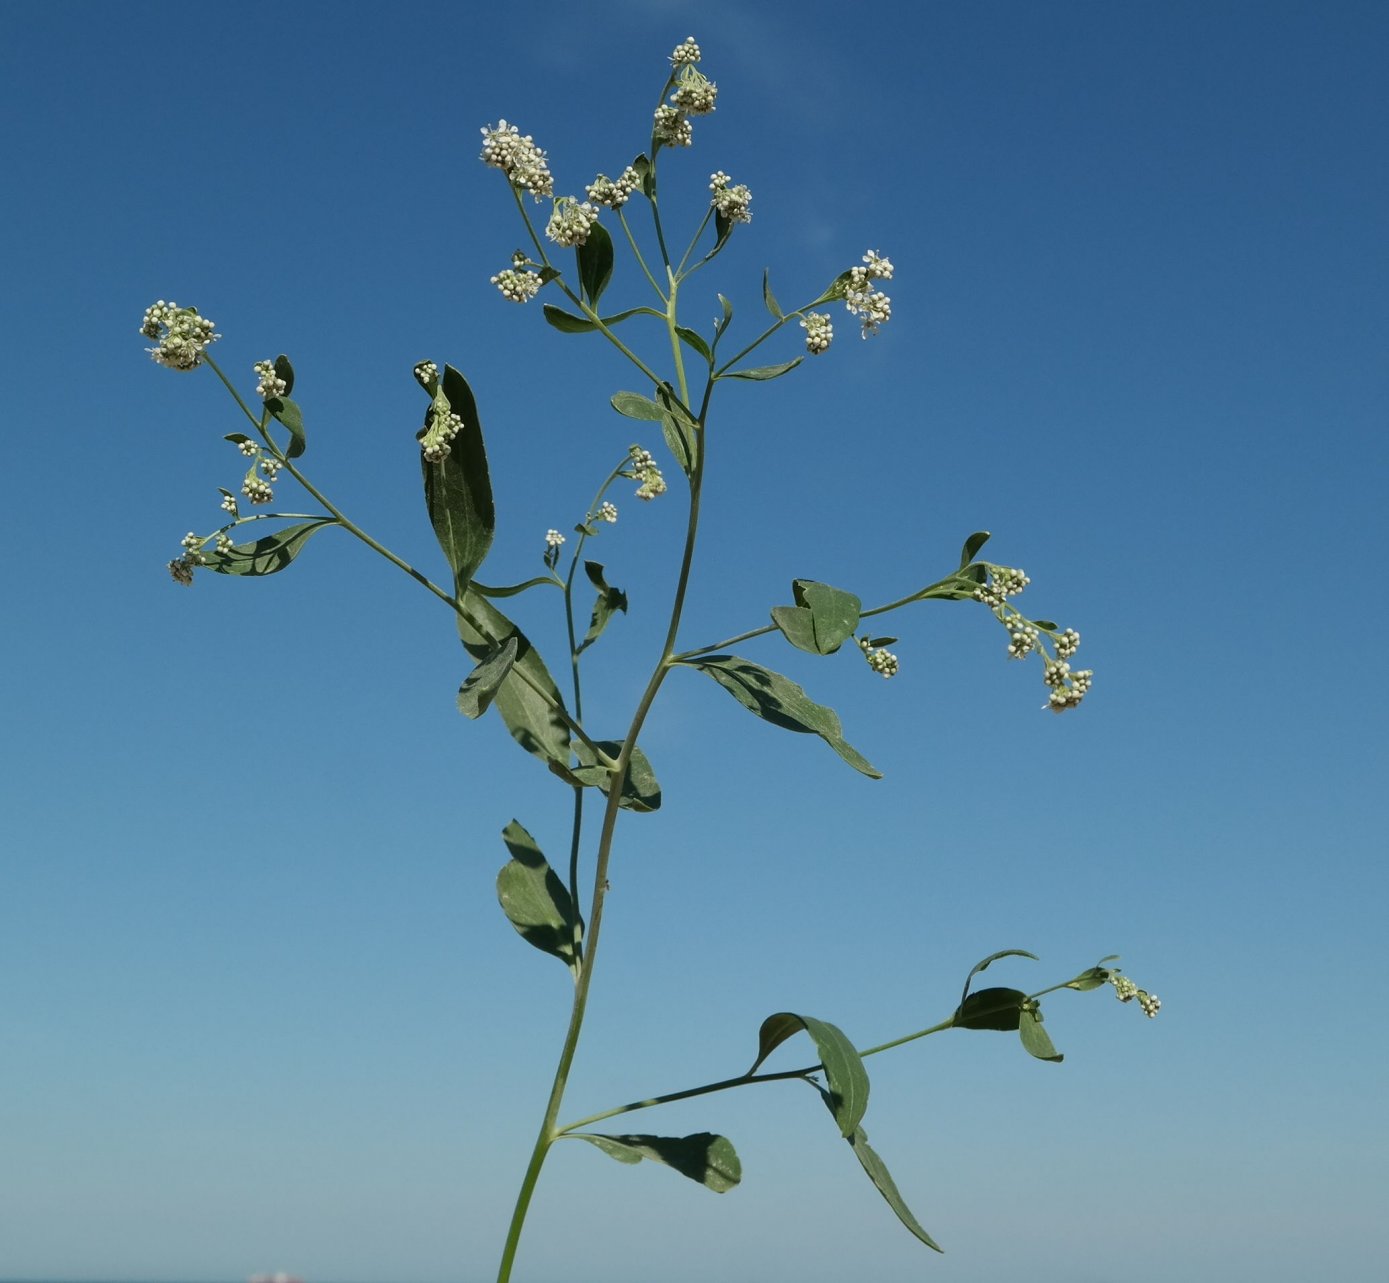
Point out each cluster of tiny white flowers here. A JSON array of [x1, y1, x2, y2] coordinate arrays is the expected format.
[[586, 167, 641, 208], [1044, 660, 1095, 713], [479, 120, 554, 199], [242, 475, 274, 504], [220, 490, 239, 516], [838, 252, 895, 339], [670, 65, 717, 115], [801, 312, 833, 355], [237, 439, 259, 457], [857, 637, 899, 678], [1055, 628, 1081, 659], [709, 171, 752, 223], [545, 529, 566, 547], [545, 197, 599, 248], [140, 301, 220, 371], [414, 361, 438, 388], [973, 564, 1031, 607], [253, 359, 287, 399], [490, 267, 544, 303], [595, 501, 618, 524], [670, 36, 701, 64], [627, 446, 667, 500], [653, 105, 694, 148], [259, 457, 283, 481], [1007, 623, 1040, 659], [180, 532, 204, 557], [215, 532, 234, 554], [1110, 972, 1161, 1018], [421, 407, 464, 463]]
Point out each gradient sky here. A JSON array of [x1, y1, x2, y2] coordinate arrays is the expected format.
[[2, 2, 1386, 1281]]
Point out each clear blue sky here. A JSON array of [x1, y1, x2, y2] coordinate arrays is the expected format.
[[2, 2, 1386, 1281]]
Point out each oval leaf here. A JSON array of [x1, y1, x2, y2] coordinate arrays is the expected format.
[[543, 304, 597, 333], [457, 636, 518, 719], [420, 365, 495, 589], [749, 1012, 868, 1138], [960, 948, 1039, 1006], [570, 1132, 741, 1193], [578, 221, 615, 306], [958, 530, 991, 568], [264, 395, 306, 459], [496, 820, 580, 968], [272, 353, 295, 397], [952, 987, 1026, 1032], [203, 520, 336, 576], [611, 391, 665, 421], [1019, 1005, 1063, 1062], [676, 326, 712, 363], [790, 580, 861, 654]]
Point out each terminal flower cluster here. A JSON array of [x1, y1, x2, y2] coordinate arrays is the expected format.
[[843, 251, 894, 339], [857, 636, 899, 678], [709, 171, 752, 223], [480, 120, 554, 200], [669, 36, 701, 64], [1109, 971, 1161, 1018], [625, 446, 667, 501], [141, 301, 220, 371]]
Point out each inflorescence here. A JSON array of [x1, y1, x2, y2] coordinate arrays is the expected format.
[[1109, 971, 1161, 1018], [141, 301, 220, 371]]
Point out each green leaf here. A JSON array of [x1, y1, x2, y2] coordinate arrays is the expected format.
[[457, 636, 518, 719], [471, 576, 561, 599], [543, 304, 597, 333], [715, 293, 734, 339], [570, 1133, 741, 1193], [272, 353, 295, 397], [496, 820, 580, 967], [713, 209, 734, 253], [264, 396, 306, 459], [1065, 966, 1112, 993], [1019, 1005, 1064, 1062], [762, 268, 783, 319], [577, 221, 615, 306], [771, 580, 861, 655], [960, 948, 1038, 1006], [632, 152, 655, 199], [420, 365, 495, 589], [1032, 619, 1058, 631], [952, 987, 1026, 1032], [721, 359, 802, 381], [959, 531, 991, 568], [749, 1012, 868, 1138], [569, 739, 662, 812], [458, 588, 574, 778], [611, 391, 665, 422], [821, 1092, 942, 1252], [676, 326, 712, 363], [656, 385, 698, 476], [686, 655, 880, 778], [203, 520, 336, 576], [223, 433, 254, 447], [579, 561, 628, 652]]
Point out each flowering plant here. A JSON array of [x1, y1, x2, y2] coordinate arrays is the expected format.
[[142, 36, 1155, 1281]]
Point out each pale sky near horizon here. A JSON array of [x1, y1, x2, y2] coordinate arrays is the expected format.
[[2, 2, 1386, 1281]]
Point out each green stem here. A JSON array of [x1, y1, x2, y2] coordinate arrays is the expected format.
[[617, 207, 666, 302]]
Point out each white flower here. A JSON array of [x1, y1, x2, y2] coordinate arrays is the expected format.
[[241, 475, 274, 505], [709, 171, 752, 223], [253, 359, 287, 399], [596, 501, 618, 524], [587, 166, 641, 208], [545, 529, 566, 547], [653, 105, 693, 147], [861, 250, 894, 280], [627, 446, 667, 500], [670, 36, 701, 64], [490, 268, 543, 303], [801, 312, 833, 355], [479, 120, 554, 199], [670, 66, 717, 115], [545, 197, 599, 248]]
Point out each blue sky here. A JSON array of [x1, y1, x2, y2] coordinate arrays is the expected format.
[[2, 2, 1386, 1281]]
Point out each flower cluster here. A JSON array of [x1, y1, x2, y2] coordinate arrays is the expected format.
[[479, 121, 554, 200], [709, 171, 752, 223], [254, 359, 287, 399], [587, 167, 641, 208], [626, 446, 667, 501], [670, 36, 701, 65], [973, 563, 1030, 608], [594, 501, 618, 524], [545, 529, 566, 547], [843, 251, 894, 339], [801, 312, 833, 355], [857, 636, 899, 678], [1043, 661, 1094, 713], [670, 64, 717, 115], [1110, 972, 1161, 1018], [242, 474, 274, 505], [141, 301, 220, 371], [491, 267, 544, 303], [652, 105, 693, 148], [421, 398, 464, 463], [546, 196, 599, 248]]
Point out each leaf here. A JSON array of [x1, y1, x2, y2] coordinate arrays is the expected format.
[[577, 221, 614, 306], [471, 576, 561, 599], [272, 354, 295, 397], [611, 391, 665, 422], [496, 820, 580, 967], [264, 396, 306, 459], [1065, 966, 1112, 993], [749, 1012, 868, 1137], [457, 636, 518, 719], [821, 1092, 942, 1252], [960, 948, 1039, 1007], [579, 561, 627, 652], [569, 739, 662, 812], [1019, 1005, 1063, 1062], [771, 580, 861, 655], [686, 655, 880, 778], [676, 326, 712, 363], [958, 531, 991, 568], [656, 385, 698, 476], [543, 304, 597, 333], [713, 209, 734, 253], [762, 267, 783, 320], [203, 520, 336, 576], [457, 589, 574, 778], [632, 152, 655, 199], [1032, 619, 1058, 631], [721, 359, 802, 382], [715, 293, 734, 339], [420, 365, 495, 590], [570, 1133, 741, 1193], [952, 987, 1026, 1032]]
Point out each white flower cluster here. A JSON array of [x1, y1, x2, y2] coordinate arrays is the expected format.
[[627, 446, 667, 500], [215, 532, 234, 554], [545, 529, 566, 547], [670, 65, 717, 115], [1055, 628, 1081, 659], [801, 312, 833, 355], [653, 105, 693, 148], [857, 637, 899, 678], [843, 251, 894, 339], [237, 439, 259, 457], [479, 120, 554, 200], [973, 564, 1030, 608], [1007, 622, 1039, 658], [1044, 660, 1094, 713], [414, 361, 439, 389], [220, 488, 239, 516], [546, 196, 599, 248], [141, 301, 220, 371], [1110, 972, 1161, 1018], [670, 36, 701, 64], [259, 457, 283, 480], [587, 166, 641, 208], [253, 359, 287, 400], [595, 501, 618, 524], [421, 406, 464, 463], [709, 171, 752, 223], [241, 474, 274, 505], [490, 268, 543, 303]]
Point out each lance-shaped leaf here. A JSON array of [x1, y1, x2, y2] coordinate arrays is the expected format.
[[715, 293, 734, 341], [271, 353, 295, 396], [749, 1012, 868, 1138], [720, 358, 802, 382], [762, 268, 783, 320], [419, 365, 494, 590], [656, 384, 698, 476], [959, 948, 1038, 1007], [770, 580, 862, 655], [543, 304, 596, 333], [203, 520, 337, 576], [569, 739, 662, 812], [958, 530, 991, 568], [579, 561, 627, 652], [264, 395, 306, 459], [952, 987, 1026, 1032], [818, 1091, 942, 1252], [458, 589, 574, 779], [611, 390, 665, 421], [457, 636, 518, 719], [1019, 1004, 1063, 1062], [496, 820, 580, 968], [470, 576, 560, 599], [676, 326, 712, 363], [577, 221, 614, 306], [685, 656, 880, 778], [570, 1132, 741, 1193]]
